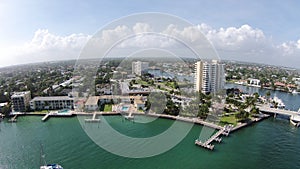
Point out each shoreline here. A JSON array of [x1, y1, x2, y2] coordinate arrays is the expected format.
[[7, 111, 271, 133], [229, 82, 298, 94]]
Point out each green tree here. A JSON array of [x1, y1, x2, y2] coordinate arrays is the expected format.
[[235, 109, 249, 122], [198, 104, 209, 119], [1, 105, 11, 116], [250, 106, 259, 114], [266, 91, 271, 100]]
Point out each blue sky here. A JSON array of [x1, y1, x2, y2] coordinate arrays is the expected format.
[[1, 0, 300, 68]]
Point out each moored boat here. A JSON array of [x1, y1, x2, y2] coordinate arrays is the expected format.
[[290, 115, 300, 127], [292, 90, 299, 95]]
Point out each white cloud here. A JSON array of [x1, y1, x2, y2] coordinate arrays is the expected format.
[[132, 22, 152, 34], [23, 29, 90, 51], [3, 23, 300, 68], [278, 40, 300, 55], [2, 29, 91, 67], [205, 24, 266, 49]]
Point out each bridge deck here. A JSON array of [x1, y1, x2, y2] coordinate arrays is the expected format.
[[257, 105, 299, 117]]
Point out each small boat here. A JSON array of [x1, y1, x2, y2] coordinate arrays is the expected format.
[[273, 96, 285, 109], [292, 90, 299, 95], [290, 115, 300, 127], [40, 144, 63, 169], [40, 164, 63, 169]]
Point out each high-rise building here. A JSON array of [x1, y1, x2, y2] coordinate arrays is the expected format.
[[132, 61, 149, 76], [11, 91, 31, 112], [194, 60, 225, 94]]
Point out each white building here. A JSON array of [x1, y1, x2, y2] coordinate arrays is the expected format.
[[11, 91, 31, 112], [249, 78, 260, 86], [194, 60, 225, 94], [85, 96, 99, 111], [132, 61, 149, 76], [30, 96, 74, 110]]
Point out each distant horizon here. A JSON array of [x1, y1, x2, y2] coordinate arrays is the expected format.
[[0, 57, 298, 71]]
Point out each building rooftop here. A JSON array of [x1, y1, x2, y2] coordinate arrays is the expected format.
[[31, 96, 74, 101], [11, 91, 31, 98], [134, 99, 144, 104], [85, 96, 99, 106]]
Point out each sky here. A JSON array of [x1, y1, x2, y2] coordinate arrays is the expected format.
[[1, 0, 300, 68]]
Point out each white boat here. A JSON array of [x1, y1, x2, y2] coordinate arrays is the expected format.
[[292, 90, 299, 94], [40, 164, 63, 169], [273, 96, 285, 109], [40, 144, 63, 169], [290, 115, 300, 127]]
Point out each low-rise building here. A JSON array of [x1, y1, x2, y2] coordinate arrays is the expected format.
[[134, 98, 145, 110], [249, 78, 260, 86], [85, 96, 100, 111], [30, 96, 74, 110]]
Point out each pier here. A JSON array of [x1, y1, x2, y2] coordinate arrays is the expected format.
[[85, 112, 101, 122], [195, 125, 232, 150], [42, 113, 50, 121], [124, 112, 134, 120], [42, 111, 73, 122], [8, 115, 18, 122]]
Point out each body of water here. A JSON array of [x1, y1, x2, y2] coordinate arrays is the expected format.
[[226, 83, 300, 111], [1, 84, 300, 169]]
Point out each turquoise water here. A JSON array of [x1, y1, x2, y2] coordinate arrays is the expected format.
[[1, 85, 300, 169], [122, 106, 129, 111], [58, 109, 70, 113]]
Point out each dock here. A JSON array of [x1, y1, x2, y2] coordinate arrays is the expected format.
[[195, 125, 232, 150], [42, 113, 50, 121], [41, 111, 73, 122], [8, 114, 18, 122], [124, 112, 134, 120], [85, 112, 101, 122]]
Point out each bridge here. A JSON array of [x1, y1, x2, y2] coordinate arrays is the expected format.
[[257, 105, 300, 126], [257, 105, 299, 117]]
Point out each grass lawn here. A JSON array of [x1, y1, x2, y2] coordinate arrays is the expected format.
[[104, 104, 112, 112], [30, 110, 49, 114], [136, 79, 149, 86], [220, 115, 237, 126]]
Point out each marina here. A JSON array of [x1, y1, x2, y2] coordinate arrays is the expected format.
[[195, 125, 232, 150]]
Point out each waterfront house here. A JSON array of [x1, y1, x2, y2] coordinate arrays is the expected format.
[[85, 96, 100, 111]]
